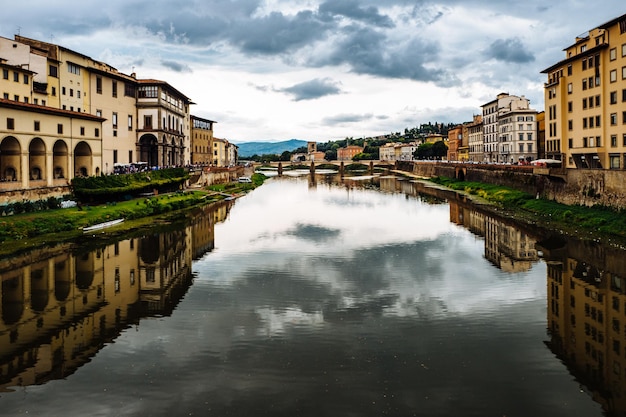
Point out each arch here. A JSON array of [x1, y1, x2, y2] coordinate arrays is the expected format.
[[53, 140, 69, 179], [29, 138, 46, 181], [30, 266, 49, 312], [0, 136, 21, 182], [2, 273, 24, 325], [54, 258, 71, 301], [139, 134, 159, 167], [75, 252, 94, 290], [455, 167, 467, 181], [74, 141, 92, 177]]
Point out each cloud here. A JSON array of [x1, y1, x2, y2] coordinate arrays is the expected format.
[[318, 0, 395, 28], [322, 113, 374, 124], [227, 10, 330, 55], [161, 60, 192, 73], [277, 78, 343, 101], [485, 38, 535, 63]]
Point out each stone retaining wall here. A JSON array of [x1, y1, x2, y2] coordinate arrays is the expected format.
[[397, 161, 626, 209]]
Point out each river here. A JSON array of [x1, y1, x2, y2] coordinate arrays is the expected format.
[[0, 172, 622, 416]]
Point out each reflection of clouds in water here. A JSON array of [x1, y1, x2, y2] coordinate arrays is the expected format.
[[194, 177, 546, 334]]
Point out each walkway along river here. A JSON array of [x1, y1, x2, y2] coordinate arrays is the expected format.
[[0, 172, 622, 416]]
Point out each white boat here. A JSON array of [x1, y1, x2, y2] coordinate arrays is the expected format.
[[82, 218, 124, 233], [238, 176, 252, 183]]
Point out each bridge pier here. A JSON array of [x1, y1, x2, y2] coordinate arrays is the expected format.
[[310, 161, 315, 174], [369, 161, 373, 174], [278, 162, 283, 176], [340, 161, 344, 177]]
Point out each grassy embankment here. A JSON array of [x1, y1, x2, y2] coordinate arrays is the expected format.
[[430, 176, 626, 242], [0, 172, 267, 255]]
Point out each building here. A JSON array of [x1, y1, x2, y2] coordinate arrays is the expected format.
[[136, 79, 193, 167], [191, 115, 216, 165], [0, 99, 104, 201], [541, 13, 626, 169], [481, 93, 537, 163], [337, 145, 363, 161], [467, 115, 483, 162], [497, 96, 538, 164], [447, 125, 462, 161]]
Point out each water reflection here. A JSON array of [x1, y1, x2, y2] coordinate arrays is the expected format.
[[0, 200, 233, 391], [0, 174, 622, 416]]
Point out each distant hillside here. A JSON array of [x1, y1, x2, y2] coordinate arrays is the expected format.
[[236, 139, 307, 157]]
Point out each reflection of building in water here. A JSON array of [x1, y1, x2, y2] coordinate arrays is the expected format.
[[543, 239, 626, 415], [448, 200, 538, 272], [190, 199, 233, 260], [0, 228, 193, 391]]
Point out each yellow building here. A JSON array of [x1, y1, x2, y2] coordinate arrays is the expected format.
[[0, 99, 104, 200], [136, 79, 193, 167], [191, 115, 216, 166], [542, 13, 626, 169]]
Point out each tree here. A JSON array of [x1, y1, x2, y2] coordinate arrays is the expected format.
[[279, 150, 292, 161]]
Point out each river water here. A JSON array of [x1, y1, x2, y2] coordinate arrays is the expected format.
[[0, 173, 623, 416]]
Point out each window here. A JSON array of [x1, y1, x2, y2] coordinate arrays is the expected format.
[[611, 91, 618, 104], [96, 76, 103, 94], [2, 93, 7, 99], [611, 113, 618, 125], [13, 72, 18, 82], [124, 83, 135, 97], [6, 118, 14, 130], [23, 74, 28, 84], [596, 95, 600, 107], [568, 120, 573, 130], [67, 62, 80, 75], [69, 88, 73, 97], [623, 66, 626, 80], [567, 65, 572, 76], [611, 69, 617, 83], [13, 95, 18, 101], [34, 121, 40, 131], [23, 97, 28, 103], [80, 126, 85, 136], [62, 86, 66, 95], [568, 101, 573, 112], [57, 123, 63, 134], [596, 115, 601, 127], [623, 44, 626, 57], [112, 112, 118, 128], [95, 128, 100, 137], [583, 97, 588, 109], [144, 115, 152, 129], [138, 85, 157, 98], [611, 135, 618, 147], [49, 65, 58, 78], [113, 150, 118, 164], [77, 90, 81, 99], [569, 138, 573, 149], [583, 79, 588, 90], [112, 81, 117, 98], [623, 111, 626, 124], [128, 115, 133, 130], [51, 86, 56, 96], [610, 155, 620, 169], [2, 69, 7, 79], [611, 48, 617, 60], [96, 109, 102, 117]]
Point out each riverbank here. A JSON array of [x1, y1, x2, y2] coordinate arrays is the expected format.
[[394, 170, 626, 247], [0, 173, 267, 257]]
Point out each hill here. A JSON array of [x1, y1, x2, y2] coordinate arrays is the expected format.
[[236, 139, 307, 157]]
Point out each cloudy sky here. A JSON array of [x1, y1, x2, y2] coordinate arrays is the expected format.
[[0, 2, 623, 142]]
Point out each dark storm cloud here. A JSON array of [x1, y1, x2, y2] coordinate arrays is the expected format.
[[313, 26, 453, 84], [161, 60, 192, 73], [485, 37, 535, 63], [278, 78, 343, 101], [318, 0, 395, 28], [227, 10, 330, 55]]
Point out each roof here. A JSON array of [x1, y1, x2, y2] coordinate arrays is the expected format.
[[0, 98, 106, 122]]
